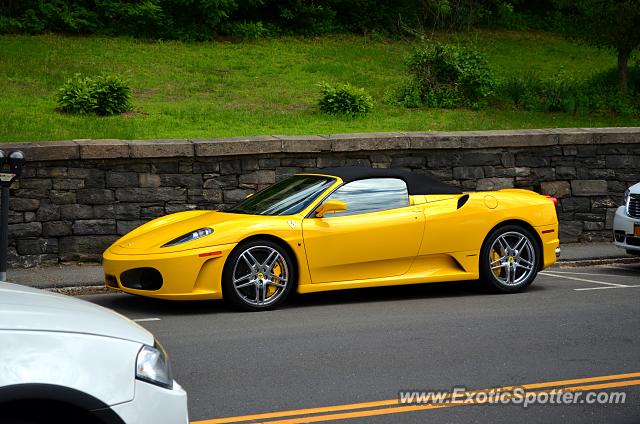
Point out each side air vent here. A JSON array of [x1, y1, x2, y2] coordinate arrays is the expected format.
[[457, 194, 470, 209], [120, 268, 163, 291]]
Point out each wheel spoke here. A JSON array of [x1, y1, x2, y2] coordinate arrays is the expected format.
[[235, 280, 255, 289], [491, 262, 506, 270], [263, 250, 279, 270], [266, 272, 287, 283], [517, 262, 533, 271], [233, 273, 253, 284], [513, 236, 527, 252], [490, 254, 507, 267], [267, 281, 285, 288]]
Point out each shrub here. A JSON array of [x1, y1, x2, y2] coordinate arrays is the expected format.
[[318, 83, 374, 116], [394, 43, 496, 109], [496, 65, 640, 116], [227, 21, 271, 38], [57, 74, 132, 116]]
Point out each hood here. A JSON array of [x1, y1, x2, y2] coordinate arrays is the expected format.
[[629, 182, 640, 194], [108, 210, 275, 255], [0, 282, 153, 345]]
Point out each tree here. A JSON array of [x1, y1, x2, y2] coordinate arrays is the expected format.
[[555, 0, 640, 93]]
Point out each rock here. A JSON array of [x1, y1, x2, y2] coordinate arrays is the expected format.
[[106, 172, 138, 188], [224, 189, 253, 203], [559, 221, 583, 243], [540, 181, 571, 199], [239, 170, 276, 185], [16, 238, 58, 255], [10, 198, 40, 211], [8, 222, 42, 238], [117, 220, 147, 235], [59, 236, 118, 261], [571, 180, 608, 196], [94, 205, 116, 219], [52, 179, 85, 190], [76, 189, 114, 205], [60, 204, 94, 220], [560, 197, 591, 212], [139, 173, 161, 188], [43, 221, 72, 237], [115, 204, 141, 220], [160, 174, 203, 188], [36, 203, 61, 221], [453, 167, 484, 180], [115, 188, 186, 203], [476, 178, 514, 191], [72, 219, 117, 235], [391, 157, 425, 168]]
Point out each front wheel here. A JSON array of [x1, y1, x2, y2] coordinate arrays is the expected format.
[[222, 240, 295, 311], [480, 225, 540, 293]]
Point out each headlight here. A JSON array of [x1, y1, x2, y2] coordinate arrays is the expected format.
[[136, 341, 173, 389], [162, 227, 213, 247], [624, 189, 630, 206]]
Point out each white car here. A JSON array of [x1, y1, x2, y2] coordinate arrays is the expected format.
[[613, 182, 640, 255], [0, 282, 188, 423]]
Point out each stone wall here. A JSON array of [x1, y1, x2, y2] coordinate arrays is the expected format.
[[3, 128, 639, 267]]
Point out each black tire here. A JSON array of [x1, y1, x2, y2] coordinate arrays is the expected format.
[[222, 239, 295, 311], [480, 224, 540, 293]]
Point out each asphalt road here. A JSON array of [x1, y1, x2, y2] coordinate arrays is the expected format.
[[84, 262, 640, 424]]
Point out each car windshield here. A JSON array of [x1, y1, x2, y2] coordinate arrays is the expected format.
[[229, 175, 336, 216]]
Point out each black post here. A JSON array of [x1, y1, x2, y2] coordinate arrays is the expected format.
[[0, 186, 8, 282]]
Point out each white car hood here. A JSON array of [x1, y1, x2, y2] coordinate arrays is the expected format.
[[0, 282, 152, 345], [629, 182, 640, 194]]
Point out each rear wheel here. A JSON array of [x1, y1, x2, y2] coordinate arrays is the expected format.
[[480, 225, 540, 293], [222, 240, 295, 311]]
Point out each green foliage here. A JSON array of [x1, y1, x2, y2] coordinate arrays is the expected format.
[[401, 44, 496, 109], [318, 82, 373, 116], [57, 74, 132, 116], [553, 0, 640, 91], [0, 0, 567, 38], [497, 66, 640, 115], [227, 21, 271, 38]]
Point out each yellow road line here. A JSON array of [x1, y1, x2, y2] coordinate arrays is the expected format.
[[265, 379, 640, 424], [192, 371, 640, 424]]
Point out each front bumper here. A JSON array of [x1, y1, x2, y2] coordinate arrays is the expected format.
[[612, 206, 640, 252], [103, 243, 237, 300], [109, 379, 188, 424]]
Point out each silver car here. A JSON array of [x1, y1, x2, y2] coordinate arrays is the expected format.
[[0, 282, 188, 423], [613, 182, 640, 255]]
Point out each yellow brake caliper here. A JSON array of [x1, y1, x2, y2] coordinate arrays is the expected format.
[[267, 263, 281, 296], [492, 249, 503, 277]]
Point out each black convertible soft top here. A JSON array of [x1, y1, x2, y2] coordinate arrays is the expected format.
[[316, 167, 462, 195]]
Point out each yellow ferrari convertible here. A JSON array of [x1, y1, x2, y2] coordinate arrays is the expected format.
[[103, 167, 559, 310]]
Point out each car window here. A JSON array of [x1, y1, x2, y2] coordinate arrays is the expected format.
[[229, 175, 336, 216], [322, 178, 410, 217]]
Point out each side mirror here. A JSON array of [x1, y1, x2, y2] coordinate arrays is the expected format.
[[315, 200, 347, 218]]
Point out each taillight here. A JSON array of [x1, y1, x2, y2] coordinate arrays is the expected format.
[[545, 195, 558, 207]]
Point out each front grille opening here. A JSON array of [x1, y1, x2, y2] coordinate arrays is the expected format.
[[614, 231, 626, 242], [105, 274, 119, 288], [120, 268, 163, 291], [626, 236, 640, 247], [628, 194, 640, 219]]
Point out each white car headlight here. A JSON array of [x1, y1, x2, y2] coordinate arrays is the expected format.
[[136, 341, 173, 389], [624, 189, 630, 205], [162, 227, 213, 247]]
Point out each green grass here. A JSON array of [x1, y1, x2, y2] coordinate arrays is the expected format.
[[0, 31, 638, 142]]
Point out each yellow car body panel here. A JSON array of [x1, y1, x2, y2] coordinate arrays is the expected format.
[[103, 172, 559, 301]]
